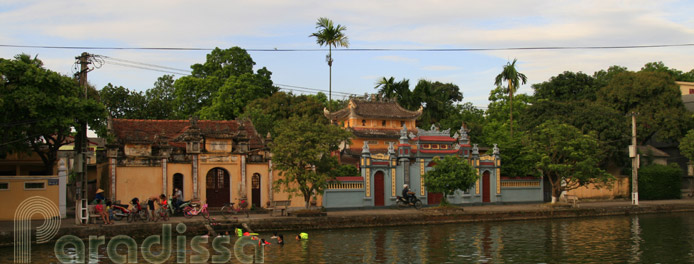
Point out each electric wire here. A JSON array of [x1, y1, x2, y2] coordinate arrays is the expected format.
[[2, 43, 693, 52]]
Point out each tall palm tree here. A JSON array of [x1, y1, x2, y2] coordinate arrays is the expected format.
[[494, 58, 527, 137], [310, 17, 349, 109]]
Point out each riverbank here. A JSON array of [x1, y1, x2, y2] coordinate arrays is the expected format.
[[2, 199, 693, 247]]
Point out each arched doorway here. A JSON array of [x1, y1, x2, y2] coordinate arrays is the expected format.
[[252, 173, 261, 208], [374, 171, 385, 206], [482, 171, 491, 203], [173, 173, 184, 200], [206, 168, 230, 207]]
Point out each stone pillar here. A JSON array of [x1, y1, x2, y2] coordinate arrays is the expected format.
[[192, 155, 198, 199], [162, 158, 167, 195], [58, 158, 67, 219], [268, 159, 273, 202], [241, 155, 246, 197], [107, 145, 118, 202]]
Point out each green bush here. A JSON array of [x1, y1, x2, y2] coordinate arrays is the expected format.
[[637, 164, 682, 200]]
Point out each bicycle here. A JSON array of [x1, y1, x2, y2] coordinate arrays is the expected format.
[[151, 203, 170, 222], [221, 199, 249, 218], [183, 201, 210, 219], [127, 198, 149, 223]]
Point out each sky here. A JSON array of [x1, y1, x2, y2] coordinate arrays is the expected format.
[[2, 0, 693, 108]]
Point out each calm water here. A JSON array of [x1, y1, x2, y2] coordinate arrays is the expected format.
[[4, 212, 694, 263]]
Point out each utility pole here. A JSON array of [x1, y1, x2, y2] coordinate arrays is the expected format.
[[630, 112, 639, 206], [75, 52, 91, 224]]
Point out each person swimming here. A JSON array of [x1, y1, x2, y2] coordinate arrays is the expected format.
[[296, 232, 308, 240]]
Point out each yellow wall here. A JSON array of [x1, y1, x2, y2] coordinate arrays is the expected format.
[[246, 163, 269, 207], [199, 158, 241, 204], [677, 81, 694, 95], [345, 118, 416, 130], [166, 163, 192, 200], [115, 166, 162, 204], [0, 176, 60, 220], [567, 176, 629, 199]]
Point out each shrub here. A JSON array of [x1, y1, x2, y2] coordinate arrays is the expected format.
[[637, 164, 682, 200]]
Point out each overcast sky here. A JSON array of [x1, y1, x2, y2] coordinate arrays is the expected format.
[[2, 0, 693, 108]]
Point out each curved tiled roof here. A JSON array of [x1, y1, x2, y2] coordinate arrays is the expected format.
[[111, 119, 265, 150], [324, 99, 423, 120]]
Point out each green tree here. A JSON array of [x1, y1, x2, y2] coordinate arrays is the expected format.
[[144, 75, 176, 119], [494, 58, 527, 137], [0, 54, 106, 173], [172, 46, 275, 119], [679, 129, 694, 162], [439, 102, 485, 143], [640, 61, 694, 81], [271, 115, 352, 207], [412, 80, 462, 127], [99, 83, 148, 119], [242, 92, 326, 137], [597, 71, 690, 144], [526, 120, 612, 203], [532, 71, 597, 102], [423, 156, 478, 205], [310, 17, 349, 106], [374, 77, 413, 105]]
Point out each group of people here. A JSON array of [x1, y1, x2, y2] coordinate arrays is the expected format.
[[92, 186, 186, 224]]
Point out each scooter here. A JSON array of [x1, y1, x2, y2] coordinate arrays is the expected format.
[[168, 198, 191, 216], [396, 191, 423, 209], [111, 203, 130, 221]]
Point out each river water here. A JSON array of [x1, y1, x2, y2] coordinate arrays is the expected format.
[[4, 212, 694, 263]]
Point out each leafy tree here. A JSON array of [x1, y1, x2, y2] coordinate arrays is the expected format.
[[638, 164, 682, 200], [199, 70, 277, 120], [439, 102, 485, 142], [271, 115, 352, 207], [0, 54, 106, 173], [593, 65, 629, 88], [144, 75, 176, 119], [412, 80, 463, 127], [640, 61, 694, 82], [310, 17, 349, 106], [526, 120, 612, 203], [532, 71, 597, 102], [679, 129, 694, 162], [172, 46, 275, 119], [597, 71, 691, 144], [494, 58, 527, 137], [423, 156, 478, 205], [242, 92, 326, 137], [374, 77, 413, 105], [99, 83, 148, 119]]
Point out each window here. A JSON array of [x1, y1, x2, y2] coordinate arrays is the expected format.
[[400, 121, 405, 127], [25, 182, 45, 190], [382, 120, 386, 127], [0, 182, 8, 190], [367, 140, 379, 145], [441, 144, 449, 149], [690, 88, 694, 94], [362, 119, 366, 126], [432, 144, 439, 149], [422, 144, 431, 149]]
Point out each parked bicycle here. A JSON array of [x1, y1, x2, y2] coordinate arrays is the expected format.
[[183, 201, 209, 219], [221, 198, 249, 218], [127, 198, 148, 223], [151, 203, 170, 222]]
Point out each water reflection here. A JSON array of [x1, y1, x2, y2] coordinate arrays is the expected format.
[[2, 212, 693, 263]]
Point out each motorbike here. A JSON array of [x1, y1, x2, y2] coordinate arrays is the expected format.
[[127, 198, 148, 223], [168, 198, 191, 216], [396, 191, 423, 209], [111, 203, 130, 221]]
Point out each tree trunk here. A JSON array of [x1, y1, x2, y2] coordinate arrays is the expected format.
[[508, 79, 514, 138]]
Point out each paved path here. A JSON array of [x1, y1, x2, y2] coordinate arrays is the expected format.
[[2, 199, 693, 235]]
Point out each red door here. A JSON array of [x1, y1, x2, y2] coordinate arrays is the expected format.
[[206, 168, 230, 207], [482, 171, 491, 203], [374, 171, 384, 206], [428, 192, 443, 205]]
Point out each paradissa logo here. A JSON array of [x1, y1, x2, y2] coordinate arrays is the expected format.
[[54, 223, 264, 263]]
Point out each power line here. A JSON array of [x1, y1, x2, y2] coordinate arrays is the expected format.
[[2, 43, 694, 52]]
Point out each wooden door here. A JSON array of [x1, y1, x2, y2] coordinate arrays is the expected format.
[[428, 192, 443, 205], [251, 173, 261, 208], [374, 171, 385, 206], [482, 171, 491, 203], [206, 168, 230, 207]]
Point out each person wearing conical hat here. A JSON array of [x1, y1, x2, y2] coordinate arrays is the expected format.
[[93, 188, 105, 204]]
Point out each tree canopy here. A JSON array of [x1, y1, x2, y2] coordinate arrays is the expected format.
[[423, 156, 478, 205], [526, 120, 612, 202], [0, 54, 106, 173], [271, 115, 352, 207]]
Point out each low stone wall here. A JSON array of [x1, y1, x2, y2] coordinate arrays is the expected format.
[[3, 202, 694, 248]]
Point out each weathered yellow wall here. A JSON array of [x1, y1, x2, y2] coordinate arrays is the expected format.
[[567, 176, 629, 199], [167, 163, 192, 200], [677, 81, 694, 95], [115, 166, 162, 203], [0, 176, 60, 220], [199, 160, 240, 203], [247, 163, 270, 207], [270, 169, 324, 208]]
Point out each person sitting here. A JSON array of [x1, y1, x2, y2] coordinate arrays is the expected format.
[[92, 188, 105, 204], [94, 199, 112, 224], [172, 187, 183, 208], [402, 184, 415, 205]]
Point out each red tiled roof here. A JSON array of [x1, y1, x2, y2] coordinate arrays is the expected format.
[[412, 136, 457, 142], [325, 99, 423, 120], [111, 119, 265, 150]]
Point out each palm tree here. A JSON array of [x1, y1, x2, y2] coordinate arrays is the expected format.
[[310, 17, 349, 109], [494, 58, 527, 137]]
